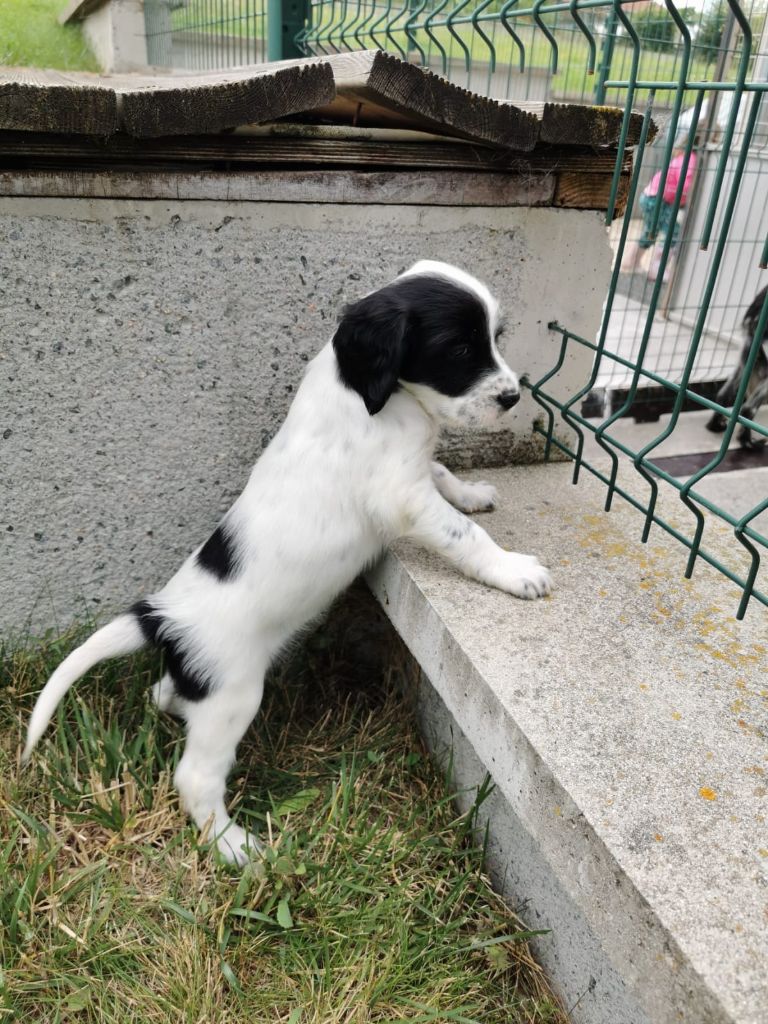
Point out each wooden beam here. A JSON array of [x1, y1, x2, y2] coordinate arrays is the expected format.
[[0, 168, 556, 206], [513, 100, 653, 147], [318, 50, 541, 152], [0, 129, 629, 176], [555, 168, 630, 216], [0, 52, 647, 153], [116, 63, 337, 137], [0, 68, 117, 135], [0, 63, 336, 138]]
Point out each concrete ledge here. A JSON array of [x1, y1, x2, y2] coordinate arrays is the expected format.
[[367, 462, 768, 1024]]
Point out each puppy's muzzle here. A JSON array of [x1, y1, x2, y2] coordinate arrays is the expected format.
[[496, 389, 520, 410]]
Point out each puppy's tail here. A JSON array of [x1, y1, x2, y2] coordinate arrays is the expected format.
[[22, 613, 147, 762]]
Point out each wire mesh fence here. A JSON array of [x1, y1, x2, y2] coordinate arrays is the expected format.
[[144, 0, 268, 69], [296, 0, 768, 618], [534, 2, 768, 621]]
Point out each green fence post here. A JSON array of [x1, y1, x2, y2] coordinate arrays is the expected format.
[[595, 7, 618, 104], [268, 0, 310, 60], [406, 0, 419, 60]]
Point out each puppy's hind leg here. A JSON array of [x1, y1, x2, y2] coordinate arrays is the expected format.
[[174, 670, 266, 867], [151, 673, 186, 718], [738, 371, 768, 449], [707, 357, 744, 433]]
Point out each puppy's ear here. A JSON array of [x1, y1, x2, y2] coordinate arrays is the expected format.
[[332, 291, 408, 415]]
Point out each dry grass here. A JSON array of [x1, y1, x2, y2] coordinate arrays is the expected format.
[[0, 587, 567, 1023]]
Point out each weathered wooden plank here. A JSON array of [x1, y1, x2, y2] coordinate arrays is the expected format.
[[3, 52, 532, 145], [0, 67, 117, 135], [309, 51, 541, 152], [0, 52, 646, 155], [117, 63, 336, 137], [0, 168, 556, 206], [0, 129, 629, 176], [0, 63, 336, 138], [265, 52, 642, 150], [554, 168, 631, 216], [513, 100, 653, 147]]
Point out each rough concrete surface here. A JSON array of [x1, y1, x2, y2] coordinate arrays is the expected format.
[[1, 198, 608, 635], [79, 0, 148, 73], [367, 462, 768, 1024], [416, 674, 653, 1024]]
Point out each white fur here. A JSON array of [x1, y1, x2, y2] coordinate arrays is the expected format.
[[24, 261, 551, 866], [23, 615, 144, 759]]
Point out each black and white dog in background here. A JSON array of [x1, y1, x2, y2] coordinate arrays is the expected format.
[[24, 260, 551, 865], [707, 284, 768, 449]]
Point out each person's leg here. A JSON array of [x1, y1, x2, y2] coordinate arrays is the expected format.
[[621, 193, 655, 271]]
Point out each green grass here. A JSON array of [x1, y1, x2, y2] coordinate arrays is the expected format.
[[0, 0, 99, 71], [0, 588, 567, 1024]]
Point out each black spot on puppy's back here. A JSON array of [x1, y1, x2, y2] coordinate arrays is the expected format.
[[131, 600, 210, 701], [132, 599, 161, 644], [197, 523, 238, 580]]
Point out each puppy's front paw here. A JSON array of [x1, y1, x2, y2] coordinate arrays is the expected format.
[[454, 480, 498, 513], [494, 552, 552, 599], [738, 426, 766, 451], [706, 412, 728, 433]]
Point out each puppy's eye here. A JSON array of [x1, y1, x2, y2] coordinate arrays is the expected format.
[[451, 344, 471, 359]]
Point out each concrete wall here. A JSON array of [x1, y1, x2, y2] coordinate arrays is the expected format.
[[81, 1, 114, 72], [413, 670, 652, 1024], [0, 197, 609, 636], [81, 0, 148, 72]]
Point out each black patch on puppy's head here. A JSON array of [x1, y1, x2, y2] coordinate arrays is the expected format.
[[398, 276, 497, 397], [333, 274, 497, 415], [332, 286, 409, 415]]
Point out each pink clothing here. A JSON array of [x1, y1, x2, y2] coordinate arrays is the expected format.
[[644, 151, 698, 205]]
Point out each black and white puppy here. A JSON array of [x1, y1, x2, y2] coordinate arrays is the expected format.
[[24, 260, 551, 865], [707, 284, 768, 449]]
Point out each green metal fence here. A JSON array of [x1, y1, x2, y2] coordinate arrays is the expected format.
[[144, 0, 768, 619], [297, 0, 768, 619], [144, 0, 269, 68]]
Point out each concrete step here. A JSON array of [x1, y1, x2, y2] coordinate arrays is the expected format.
[[366, 462, 768, 1024]]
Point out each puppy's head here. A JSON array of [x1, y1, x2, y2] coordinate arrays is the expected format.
[[332, 260, 519, 428]]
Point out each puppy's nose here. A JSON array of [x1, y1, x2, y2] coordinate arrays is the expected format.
[[496, 389, 520, 410]]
